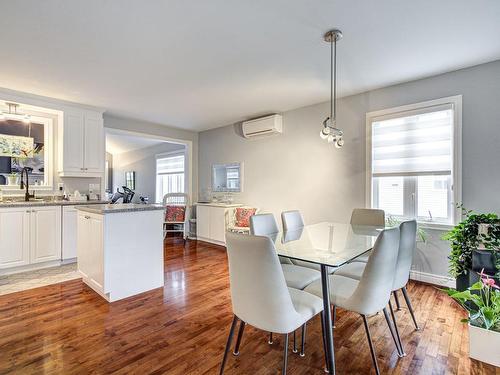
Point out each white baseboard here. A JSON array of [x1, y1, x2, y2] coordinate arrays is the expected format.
[[410, 270, 455, 288]]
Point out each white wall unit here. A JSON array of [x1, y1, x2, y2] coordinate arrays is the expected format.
[[196, 203, 242, 246], [0, 206, 61, 269], [62, 206, 78, 260], [0, 208, 30, 269], [58, 109, 104, 177]]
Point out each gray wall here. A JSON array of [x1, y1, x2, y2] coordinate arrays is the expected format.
[[198, 60, 500, 283], [112, 142, 185, 203], [104, 114, 198, 201]]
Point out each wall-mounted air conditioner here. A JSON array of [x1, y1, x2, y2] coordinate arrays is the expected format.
[[242, 114, 283, 139]]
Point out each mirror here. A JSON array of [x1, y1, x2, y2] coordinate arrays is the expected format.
[[212, 163, 242, 192]]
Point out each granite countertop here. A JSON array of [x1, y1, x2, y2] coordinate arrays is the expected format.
[[76, 203, 165, 215], [0, 199, 109, 208]]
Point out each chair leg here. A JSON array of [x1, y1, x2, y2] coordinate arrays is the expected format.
[[388, 300, 406, 357], [300, 323, 306, 357], [233, 320, 246, 356], [268, 332, 274, 344], [393, 290, 401, 310], [219, 315, 238, 375], [282, 333, 289, 375], [401, 286, 420, 331], [362, 315, 380, 375], [320, 312, 330, 373], [383, 307, 403, 357], [332, 305, 337, 329], [293, 330, 298, 353]]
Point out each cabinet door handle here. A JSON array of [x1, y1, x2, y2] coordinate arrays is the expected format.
[[84, 215, 90, 219], [26, 210, 30, 213]]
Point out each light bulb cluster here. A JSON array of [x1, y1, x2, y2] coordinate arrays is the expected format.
[[320, 118, 344, 148]]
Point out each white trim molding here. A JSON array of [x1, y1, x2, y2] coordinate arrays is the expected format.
[[410, 270, 455, 288]]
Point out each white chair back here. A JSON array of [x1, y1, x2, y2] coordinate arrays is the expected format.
[[250, 213, 279, 236], [393, 220, 417, 290], [344, 227, 400, 315], [281, 210, 305, 232], [163, 192, 189, 205], [225, 232, 304, 333], [350, 208, 385, 226]]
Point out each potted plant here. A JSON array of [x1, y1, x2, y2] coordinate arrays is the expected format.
[[443, 205, 500, 291], [446, 271, 500, 366]]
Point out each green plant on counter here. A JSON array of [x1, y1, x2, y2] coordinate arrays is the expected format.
[[443, 204, 500, 278], [386, 215, 427, 243]]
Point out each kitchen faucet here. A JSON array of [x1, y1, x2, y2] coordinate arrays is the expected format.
[[19, 167, 35, 201]]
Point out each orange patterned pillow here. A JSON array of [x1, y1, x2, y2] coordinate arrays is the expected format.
[[165, 205, 186, 222], [234, 207, 256, 228]]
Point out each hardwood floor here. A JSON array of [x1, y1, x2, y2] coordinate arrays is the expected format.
[[0, 238, 498, 374]]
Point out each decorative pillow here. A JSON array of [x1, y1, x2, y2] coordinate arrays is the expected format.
[[165, 205, 186, 222], [234, 207, 257, 228]]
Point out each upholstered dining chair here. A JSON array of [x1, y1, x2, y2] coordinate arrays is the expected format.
[[334, 220, 419, 355], [305, 227, 402, 375], [250, 213, 321, 353], [220, 233, 324, 375], [350, 208, 385, 263]]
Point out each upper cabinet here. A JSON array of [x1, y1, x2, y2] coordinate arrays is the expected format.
[[58, 109, 104, 177]]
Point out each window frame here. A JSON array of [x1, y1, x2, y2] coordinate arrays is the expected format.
[[155, 151, 186, 203], [366, 95, 462, 229]]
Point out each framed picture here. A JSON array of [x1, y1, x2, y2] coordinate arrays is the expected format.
[[125, 171, 136, 190]]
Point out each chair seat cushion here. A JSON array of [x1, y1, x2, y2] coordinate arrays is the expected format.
[[288, 287, 324, 321], [304, 275, 359, 309], [334, 262, 365, 280], [281, 264, 321, 290], [291, 259, 338, 274], [234, 207, 257, 227], [165, 205, 186, 222]]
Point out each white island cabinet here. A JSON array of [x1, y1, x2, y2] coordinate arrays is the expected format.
[[76, 204, 165, 302]]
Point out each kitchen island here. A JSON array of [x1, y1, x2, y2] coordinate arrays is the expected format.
[[76, 203, 165, 302]]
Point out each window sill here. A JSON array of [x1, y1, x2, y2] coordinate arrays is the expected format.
[[0, 185, 53, 192], [417, 221, 453, 231]]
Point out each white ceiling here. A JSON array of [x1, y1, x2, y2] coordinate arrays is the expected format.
[[105, 129, 166, 155], [0, 1, 499, 131]]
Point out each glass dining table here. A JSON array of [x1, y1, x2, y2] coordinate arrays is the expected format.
[[271, 222, 384, 374]]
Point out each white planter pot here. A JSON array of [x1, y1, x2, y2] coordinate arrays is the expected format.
[[7, 176, 19, 185], [469, 324, 500, 367]]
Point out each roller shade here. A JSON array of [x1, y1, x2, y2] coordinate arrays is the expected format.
[[371, 105, 453, 176], [157, 154, 184, 174]]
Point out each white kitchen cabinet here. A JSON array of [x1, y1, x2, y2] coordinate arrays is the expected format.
[[30, 207, 62, 263], [0, 208, 30, 269], [62, 206, 78, 260], [58, 109, 104, 177], [0, 206, 61, 269], [78, 212, 104, 291], [196, 203, 242, 246]]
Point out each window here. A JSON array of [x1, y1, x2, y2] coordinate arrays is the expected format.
[[367, 96, 462, 226], [156, 153, 185, 203]]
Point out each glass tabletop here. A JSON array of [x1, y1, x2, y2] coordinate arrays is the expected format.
[[271, 222, 385, 268]]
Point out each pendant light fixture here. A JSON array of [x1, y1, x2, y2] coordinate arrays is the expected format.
[[0, 102, 31, 124], [319, 29, 344, 148]]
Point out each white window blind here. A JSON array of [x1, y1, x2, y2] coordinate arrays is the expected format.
[[156, 154, 185, 203], [372, 105, 453, 176]]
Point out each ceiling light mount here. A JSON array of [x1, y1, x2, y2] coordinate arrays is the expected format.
[[323, 29, 343, 43], [0, 102, 31, 124]]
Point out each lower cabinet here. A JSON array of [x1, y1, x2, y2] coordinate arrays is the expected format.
[[62, 206, 78, 260], [77, 211, 104, 290], [196, 204, 241, 245], [0, 206, 61, 269]]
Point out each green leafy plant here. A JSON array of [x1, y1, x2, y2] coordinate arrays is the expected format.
[[446, 270, 500, 331], [386, 215, 427, 243], [443, 204, 500, 278]]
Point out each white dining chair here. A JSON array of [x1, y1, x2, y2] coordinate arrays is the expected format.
[[250, 214, 321, 290], [350, 208, 385, 262], [281, 210, 336, 275], [334, 220, 419, 354], [305, 227, 402, 375], [220, 232, 324, 375]]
